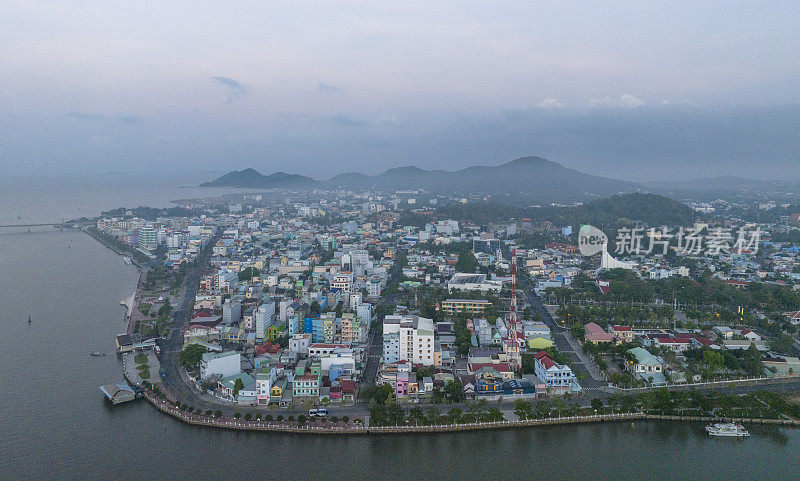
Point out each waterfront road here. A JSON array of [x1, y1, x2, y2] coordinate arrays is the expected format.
[[159, 232, 218, 407]]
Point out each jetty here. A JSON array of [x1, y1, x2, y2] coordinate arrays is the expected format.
[[100, 383, 138, 405]]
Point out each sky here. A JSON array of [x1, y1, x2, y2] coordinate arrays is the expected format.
[[1, 1, 799, 182]]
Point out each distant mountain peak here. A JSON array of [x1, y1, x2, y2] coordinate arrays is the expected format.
[[201, 155, 643, 202]]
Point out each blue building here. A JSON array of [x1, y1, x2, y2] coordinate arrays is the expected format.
[[312, 317, 325, 343], [287, 315, 299, 336], [328, 363, 354, 383]]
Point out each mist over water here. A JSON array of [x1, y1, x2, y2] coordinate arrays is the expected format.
[[0, 174, 243, 225]]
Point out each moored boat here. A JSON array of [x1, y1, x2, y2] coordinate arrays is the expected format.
[[706, 422, 749, 437]]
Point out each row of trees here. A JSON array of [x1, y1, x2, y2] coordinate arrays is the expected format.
[[369, 398, 504, 426]]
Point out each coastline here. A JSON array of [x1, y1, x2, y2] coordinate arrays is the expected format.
[[85, 223, 800, 437], [140, 390, 800, 434]]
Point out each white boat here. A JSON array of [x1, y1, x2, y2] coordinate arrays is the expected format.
[[706, 422, 750, 437], [123, 256, 132, 265]]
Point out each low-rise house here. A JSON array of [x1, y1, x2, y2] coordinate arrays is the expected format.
[[292, 374, 320, 400], [610, 325, 634, 343], [783, 311, 800, 326], [218, 373, 256, 402], [721, 339, 769, 351], [626, 347, 666, 386], [468, 363, 515, 381], [584, 322, 615, 344], [763, 354, 800, 375]]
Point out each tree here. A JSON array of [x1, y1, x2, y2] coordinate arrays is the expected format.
[[387, 403, 405, 426], [408, 407, 425, 425], [741, 344, 765, 376], [233, 377, 244, 397], [591, 398, 603, 412], [455, 250, 478, 273], [426, 407, 442, 425], [444, 380, 465, 403], [238, 267, 260, 281], [570, 323, 586, 340], [179, 344, 207, 368], [309, 300, 322, 316], [361, 383, 393, 405], [514, 399, 534, 420], [369, 405, 388, 426]]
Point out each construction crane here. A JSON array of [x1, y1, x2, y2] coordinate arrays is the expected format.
[[505, 248, 522, 369]]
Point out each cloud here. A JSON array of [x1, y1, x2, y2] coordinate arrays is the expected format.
[[325, 113, 367, 127], [67, 111, 104, 120], [590, 93, 645, 108], [537, 97, 564, 108], [660, 98, 698, 107], [67, 111, 143, 123], [318, 82, 343, 94], [115, 114, 142, 123], [210, 76, 245, 103]]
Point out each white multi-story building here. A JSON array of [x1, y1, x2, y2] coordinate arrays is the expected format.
[[255, 301, 275, 340], [200, 351, 241, 380], [533, 351, 575, 392], [367, 277, 384, 297], [138, 227, 159, 251], [289, 333, 311, 355], [256, 368, 276, 405], [222, 299, 241, 325], [435, 219, 459, 235], [382, 315, 436, 366]]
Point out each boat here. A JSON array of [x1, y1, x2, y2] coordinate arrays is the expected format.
[[706, 422, 750, 437], [27, 315, 31, 324], [123, 256, 132, 265], [91, 352, 107, 357]]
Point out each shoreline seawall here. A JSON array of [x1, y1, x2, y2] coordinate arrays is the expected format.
[[140, 390, 800, 435]]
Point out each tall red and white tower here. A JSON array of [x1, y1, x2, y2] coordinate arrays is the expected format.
[[505, 248, 521, 369]]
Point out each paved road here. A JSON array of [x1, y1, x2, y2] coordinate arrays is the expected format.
[[159, 232, 218, 406], [520, 277, 606, 389], [360, 247, 406, 388]]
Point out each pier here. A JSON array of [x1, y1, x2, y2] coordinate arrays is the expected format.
[[100, 383, 138, 405]]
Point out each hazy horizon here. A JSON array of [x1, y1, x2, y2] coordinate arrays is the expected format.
[[2, 2, 799, 182]]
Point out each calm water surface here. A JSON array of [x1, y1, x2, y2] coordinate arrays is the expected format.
[[1, 181, 799, 480]]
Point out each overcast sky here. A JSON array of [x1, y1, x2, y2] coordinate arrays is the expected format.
[[2, 1, 799, 181]]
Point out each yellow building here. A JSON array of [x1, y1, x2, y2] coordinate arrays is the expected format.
[[441, 299, 491, 315]]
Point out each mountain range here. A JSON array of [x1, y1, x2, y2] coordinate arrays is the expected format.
[[201, 156, 643, 202], [202, 156, 800, 202]]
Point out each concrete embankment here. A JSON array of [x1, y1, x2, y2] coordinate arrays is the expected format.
[[140, 391, 800, 435]]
